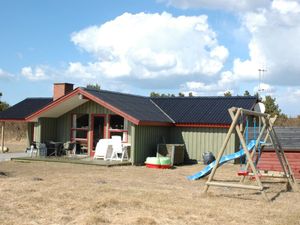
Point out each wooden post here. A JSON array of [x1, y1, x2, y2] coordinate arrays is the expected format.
[[204, 108, 241, 193], [1, 122, 4, 153]]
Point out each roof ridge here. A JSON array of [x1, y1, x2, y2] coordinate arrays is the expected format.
[[25, 97, 53, 100], [149, 99, 175, 123], [81, 87, 149, 99], [151, 96, 257, 100]]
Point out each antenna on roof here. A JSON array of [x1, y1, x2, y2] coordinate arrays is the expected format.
[[258, 68, 267, 93]]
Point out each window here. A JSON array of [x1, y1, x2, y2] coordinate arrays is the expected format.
[[71, 114, 89, 141], [109, 115, 128, 142]]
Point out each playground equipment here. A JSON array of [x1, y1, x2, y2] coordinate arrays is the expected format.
[[202, 107, 298, 201], [187, 140, 257, 180]]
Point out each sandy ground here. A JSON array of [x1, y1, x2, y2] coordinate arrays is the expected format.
[[0, 161, 299, 225]]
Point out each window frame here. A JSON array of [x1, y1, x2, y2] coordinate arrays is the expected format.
[[70, 113, 89, 143], [108, 114, 128, 143]]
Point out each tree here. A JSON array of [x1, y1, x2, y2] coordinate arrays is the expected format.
[[150, 92, 161, 97], [178, 92, 185, 97], [150, 92, 175, 97], [0, 102, 9, 111], [188, 92, 193, 97], [224, 91, 232, 97], [263, 95, 286, 118], [86, 83, 101, 90], [0, 92, 9, 111], [243, 90, 250, 96]]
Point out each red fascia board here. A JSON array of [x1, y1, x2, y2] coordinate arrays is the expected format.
[[175, 123, 230, 128], [25, 88, 81, 121], [25, 88, 141, 125], [78, 89, 141, 125], [137, 121, 173, 126]]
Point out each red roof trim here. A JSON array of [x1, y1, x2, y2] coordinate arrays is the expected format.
[[138, 121, 173, 126], [25, 88, 81, 121], [175, 123, 230, 128], [25, 88, 148, 126]]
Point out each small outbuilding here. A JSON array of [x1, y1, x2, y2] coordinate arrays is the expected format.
[[0, 83, 258, 164]]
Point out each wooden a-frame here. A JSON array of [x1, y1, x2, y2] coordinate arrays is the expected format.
[[203, 107, 298, 201]]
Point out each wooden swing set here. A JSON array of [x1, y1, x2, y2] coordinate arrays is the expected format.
[[204, 107, 298, 201]]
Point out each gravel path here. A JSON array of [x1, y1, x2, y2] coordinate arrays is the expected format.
[[0, 152, 29, 161]]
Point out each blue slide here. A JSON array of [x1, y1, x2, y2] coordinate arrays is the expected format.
[[187, 140, 257, 181]]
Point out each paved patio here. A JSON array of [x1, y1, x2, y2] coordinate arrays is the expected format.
[[0, 152, 29, 162], [11, 156, 132, 167]]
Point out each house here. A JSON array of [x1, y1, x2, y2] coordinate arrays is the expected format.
[[257, 127, 300, 179], [0, 83, 258, 164]]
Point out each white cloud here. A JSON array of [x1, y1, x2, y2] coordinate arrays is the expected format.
[[272, 0, 300, 14], [181, 70, 237, 96], [70, 12, 228, 80], [253, 82, 275, 95], [272, 86, 300, 116], [159, 0, 271, 11], [21, 66, 50, 81], [66, 62, 96, 79], [0, 68, 14, 79], [229, 0, 300, 87]]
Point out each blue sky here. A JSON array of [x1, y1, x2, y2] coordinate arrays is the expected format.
[[1, 0, 300, 116]]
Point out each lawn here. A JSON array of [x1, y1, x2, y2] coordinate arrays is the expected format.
[[0, 161, 299, 225]]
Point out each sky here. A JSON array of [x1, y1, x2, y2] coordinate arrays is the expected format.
[[1, 0, 300, 116]]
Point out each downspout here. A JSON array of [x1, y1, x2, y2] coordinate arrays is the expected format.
[[131, 125, 135, 165]]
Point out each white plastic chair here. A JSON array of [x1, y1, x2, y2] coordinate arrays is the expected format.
[[93, 139, 112, 160], [29, 145, 38, 157], [110, 136, 129, 161]]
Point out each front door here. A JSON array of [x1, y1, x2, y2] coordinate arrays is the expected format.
[[91, 115, 105, 157]]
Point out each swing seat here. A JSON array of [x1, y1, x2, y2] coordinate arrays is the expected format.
[[237, 170, 249, 176]]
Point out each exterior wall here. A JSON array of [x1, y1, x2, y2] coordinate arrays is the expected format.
[[33, 118, 57, 143], [56, 101, 114, 144], [257, 151, 300, 179], [35, 101, 134, 156], [27, 122, 34, 146], [170, 127, 237, 161], [132, 125, 170, 165]]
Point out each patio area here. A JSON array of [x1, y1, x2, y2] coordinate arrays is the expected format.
[[11, 156, 132, 167]]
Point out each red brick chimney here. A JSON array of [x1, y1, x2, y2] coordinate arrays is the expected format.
[[53, 83, 74, 101]]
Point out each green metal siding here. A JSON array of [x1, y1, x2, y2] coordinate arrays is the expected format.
[[170, 127, 237, 161], [133, 125, 170, 165], [26, 122, 34, 146], [56, 114, 71, 143], [70, 101, 113, 114], [34, 118, 57, 143]]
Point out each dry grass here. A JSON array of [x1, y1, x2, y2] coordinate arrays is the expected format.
[[0, 161, 300, 225]]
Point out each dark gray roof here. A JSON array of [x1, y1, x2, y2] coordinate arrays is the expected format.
[[0, 98, 53, 120], [83, 88, 173, 123], [151, 96, 258, 124], [0, 88, 258, 125]]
